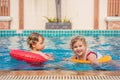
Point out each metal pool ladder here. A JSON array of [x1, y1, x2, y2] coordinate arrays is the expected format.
[[0, 70, 120, 80]]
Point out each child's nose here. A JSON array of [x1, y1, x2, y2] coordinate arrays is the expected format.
[[77, 47, 81, 50]]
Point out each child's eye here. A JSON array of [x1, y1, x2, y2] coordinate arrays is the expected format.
[[40, 42, 43, 44], [74, 46, 77, 48]]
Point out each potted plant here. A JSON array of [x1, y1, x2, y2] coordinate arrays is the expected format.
[[45, 17, 72, 29]]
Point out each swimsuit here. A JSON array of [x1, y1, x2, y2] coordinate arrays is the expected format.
[[85, 51, 102, 60]]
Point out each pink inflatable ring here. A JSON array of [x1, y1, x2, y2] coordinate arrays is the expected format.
[[10, 49, 48, 63]]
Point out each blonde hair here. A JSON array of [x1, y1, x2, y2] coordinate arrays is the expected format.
[[70, 36, 87, 49], [27, 32, 44, 49]]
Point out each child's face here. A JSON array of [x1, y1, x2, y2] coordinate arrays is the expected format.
[[73, 41, 86, 56], [32, 36, 45, 51]]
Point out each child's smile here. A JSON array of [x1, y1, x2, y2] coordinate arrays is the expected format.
[[73, 41, 86, 56]]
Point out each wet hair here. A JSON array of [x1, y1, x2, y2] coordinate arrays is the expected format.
[[27, 32, 44, 49], [70, 36, 87, 49]]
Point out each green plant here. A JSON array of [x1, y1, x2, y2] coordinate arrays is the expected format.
[[62, 18, 71, 23], [44, 16, 71, 23], [44, 17, 57, 22]]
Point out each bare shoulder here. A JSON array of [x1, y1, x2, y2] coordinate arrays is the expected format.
[[87, 50, 97, 59], [87, 50, 94, 53]]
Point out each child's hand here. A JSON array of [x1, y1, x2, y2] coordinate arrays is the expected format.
[[46, 54, 54, 60], [64, 58, 70, 61], [49, 56, 54, 60]]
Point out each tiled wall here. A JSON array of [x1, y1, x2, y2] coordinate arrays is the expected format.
[[0, 30, 120, 37]]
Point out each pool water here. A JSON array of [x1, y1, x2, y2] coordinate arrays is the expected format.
[[0, 35, 120, 70]]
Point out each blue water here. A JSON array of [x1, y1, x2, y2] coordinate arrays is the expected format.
[[0, 36, 120, 70]]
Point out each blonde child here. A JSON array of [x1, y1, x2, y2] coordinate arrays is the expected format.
[[69, 36, 102, 65], [27, 32, 53, 61]]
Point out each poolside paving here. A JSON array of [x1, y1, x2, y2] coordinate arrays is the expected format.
[[0, 70, 120, 80]]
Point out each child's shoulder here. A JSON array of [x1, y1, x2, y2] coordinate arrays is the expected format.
[[86, 50, 96, 56], [87, 50, 103, 59], [87, 50, 95, 54]]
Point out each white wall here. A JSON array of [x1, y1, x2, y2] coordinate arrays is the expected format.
[[99, 0, 107, 30], [62, 0, 94, 30], [10, 0, 108, 30], [10, 0, 19, 30], [24, 0, 56, 30]]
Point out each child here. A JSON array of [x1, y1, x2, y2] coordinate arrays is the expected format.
[[27, 32, 53, 61], [69, 36, 101, 65]]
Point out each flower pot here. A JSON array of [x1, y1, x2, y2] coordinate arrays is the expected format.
[[46, 22, 71, 29]]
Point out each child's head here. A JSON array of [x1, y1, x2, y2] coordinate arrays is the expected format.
[[27, 32, 45, 51], [70, 36, 87, 56]]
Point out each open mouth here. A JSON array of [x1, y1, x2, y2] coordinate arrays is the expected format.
[[76, 50, 82, 55]]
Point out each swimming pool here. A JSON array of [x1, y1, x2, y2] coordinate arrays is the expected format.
[[0, 30, 120, 71]]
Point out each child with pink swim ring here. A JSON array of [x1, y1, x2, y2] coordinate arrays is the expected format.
[[27, 32, 54, 61]]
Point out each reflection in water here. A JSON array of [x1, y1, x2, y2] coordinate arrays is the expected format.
[[7, 36, 28, 50]]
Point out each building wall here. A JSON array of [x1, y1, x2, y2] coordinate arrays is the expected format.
[[99, 0, 107, 30], [10, 0, 19, 30], [10, 0, 108, 30]]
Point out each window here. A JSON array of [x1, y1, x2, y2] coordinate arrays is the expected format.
[[0, 0, 11, 29], [0, 0, 10, 16], [108, 0, 120, 16]]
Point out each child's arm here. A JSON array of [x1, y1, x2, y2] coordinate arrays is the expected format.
[[87, 53, 99, 65], [37, 52, 54, 60], [45, 54, 54, 60]]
